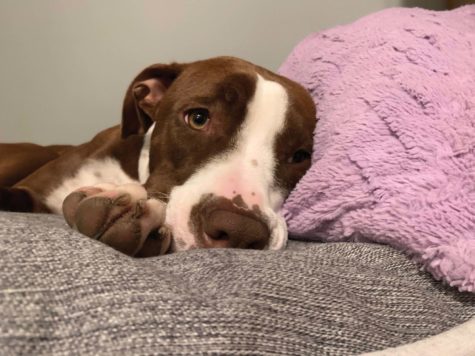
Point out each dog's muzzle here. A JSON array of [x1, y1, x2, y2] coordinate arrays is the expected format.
[[189, 195, 270, 249], [165, 185, 288, 252]]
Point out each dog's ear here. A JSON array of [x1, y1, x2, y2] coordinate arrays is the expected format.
[[121, 63, 186, 138]]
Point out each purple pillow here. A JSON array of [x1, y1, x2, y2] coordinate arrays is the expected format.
[[280, 6, 475, 292]]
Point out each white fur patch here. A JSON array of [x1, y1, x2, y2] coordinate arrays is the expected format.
[[138, 123, 155, 184], [166, 74, 289, 250], [44, 158, 137, 214]]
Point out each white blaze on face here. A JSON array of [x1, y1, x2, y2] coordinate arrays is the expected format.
[[165, 74, 289, 251]]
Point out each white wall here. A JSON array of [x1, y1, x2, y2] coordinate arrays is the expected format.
[[0, 0, 445, 145]]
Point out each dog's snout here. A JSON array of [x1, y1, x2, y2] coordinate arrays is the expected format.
[[204, 209, 269, 249], [195, 197, 270, 249]]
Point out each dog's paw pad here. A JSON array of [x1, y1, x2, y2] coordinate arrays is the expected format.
[[62, 191, 88, 226], [62, 186, 169, 257], [62, 187, 107, 226], [75, 196, 119, 238]]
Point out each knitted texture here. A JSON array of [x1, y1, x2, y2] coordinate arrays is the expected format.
[[1, 212, 475, 355], [0, 213, 475, 355], [279, 6, 475, 292]]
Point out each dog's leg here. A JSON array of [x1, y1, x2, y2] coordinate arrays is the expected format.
[[0, 143, 69, 212], [0, 187, 49, 212], [62, 183, 171, 257], [0, 143, 72, 187], [0, 187, 33, 212]]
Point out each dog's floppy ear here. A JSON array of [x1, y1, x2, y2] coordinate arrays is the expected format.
[[121, 63, 186, 138]]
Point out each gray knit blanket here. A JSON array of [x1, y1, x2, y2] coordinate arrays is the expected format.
[[1, 212, 474, 355]]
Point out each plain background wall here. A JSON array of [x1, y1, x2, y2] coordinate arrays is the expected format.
[[0, 0, 447, 145]]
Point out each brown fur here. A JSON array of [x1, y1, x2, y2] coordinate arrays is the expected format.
[[0, 56, 315, 218]]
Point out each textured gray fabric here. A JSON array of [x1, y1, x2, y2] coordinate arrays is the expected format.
[[1, 212, 474, 355]]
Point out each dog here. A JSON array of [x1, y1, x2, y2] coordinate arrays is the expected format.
[[0, 56, 316, 257]]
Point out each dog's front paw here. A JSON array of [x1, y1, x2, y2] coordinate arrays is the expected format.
[[62, 183, 171, 257]]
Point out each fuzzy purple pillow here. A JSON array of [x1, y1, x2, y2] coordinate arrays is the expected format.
[[279, 6, 475, 292]]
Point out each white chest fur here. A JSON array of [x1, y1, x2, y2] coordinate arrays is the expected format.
[[44, 158, 138, 214], [45, 125, 154, 214], [138, 123, 154, 184]]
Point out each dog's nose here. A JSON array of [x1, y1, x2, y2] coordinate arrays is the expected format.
[[202, 208, 270, 249]]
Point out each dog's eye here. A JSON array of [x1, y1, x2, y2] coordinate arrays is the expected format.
[[288, 149, 311, 164], [184, 108, 210, 130]]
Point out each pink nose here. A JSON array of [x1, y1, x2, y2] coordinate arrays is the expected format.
[[195, 196, 270, 249]]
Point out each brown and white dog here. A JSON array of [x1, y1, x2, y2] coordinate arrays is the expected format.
[[0, 57, 316, 257]]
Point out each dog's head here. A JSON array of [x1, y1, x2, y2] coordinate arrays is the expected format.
[[122, 57, 316, 252]]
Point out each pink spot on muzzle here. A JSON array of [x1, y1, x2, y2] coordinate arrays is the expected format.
[[214, 174, 264, 208]]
